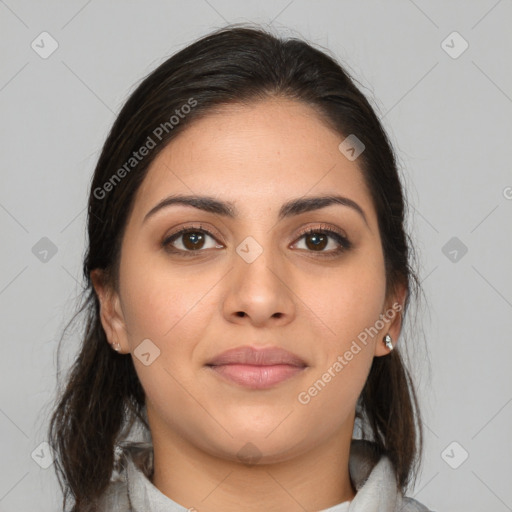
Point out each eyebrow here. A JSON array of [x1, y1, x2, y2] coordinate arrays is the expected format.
[[143, 193, 369, 227]]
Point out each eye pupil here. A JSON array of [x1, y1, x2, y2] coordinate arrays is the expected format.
[[305, 233, 328, 251], [183, 232, 205, 250]]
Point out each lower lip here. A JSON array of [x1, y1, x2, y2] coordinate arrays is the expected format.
[[208, 364, 306, 389]]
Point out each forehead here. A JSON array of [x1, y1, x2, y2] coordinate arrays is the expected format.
[[130, 98, 376, 226]]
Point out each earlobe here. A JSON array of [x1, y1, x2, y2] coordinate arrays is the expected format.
[[374, 283, 407, 357], [373, 306, 403, 357], [90, 269, 128, 353]]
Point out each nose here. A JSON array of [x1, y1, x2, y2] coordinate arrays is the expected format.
[[222, 244, 296, 328]]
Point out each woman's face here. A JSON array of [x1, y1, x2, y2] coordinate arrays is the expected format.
[[94, 97, 404, 464]]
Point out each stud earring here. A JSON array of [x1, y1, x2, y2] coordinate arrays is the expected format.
[[383, 334, 393, 351], [111, 342, 121, 352]]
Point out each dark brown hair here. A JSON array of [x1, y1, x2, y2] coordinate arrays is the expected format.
[[48, 24, 426, 511]]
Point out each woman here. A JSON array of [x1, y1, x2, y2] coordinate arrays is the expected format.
[[48, 25, 434, 511]]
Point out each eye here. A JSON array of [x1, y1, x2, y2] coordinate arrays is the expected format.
[[162, 225, 222, 255], [292, 225, 352, 256], [161, 223, 352, 258]]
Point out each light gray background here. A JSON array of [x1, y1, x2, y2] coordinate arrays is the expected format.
[[1, 1, 511, 511]]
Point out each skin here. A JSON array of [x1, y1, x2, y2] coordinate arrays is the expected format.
[[92, 97, 406, 511]]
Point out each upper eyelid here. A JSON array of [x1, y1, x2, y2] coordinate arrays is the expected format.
[[164, 223, 221, 242]]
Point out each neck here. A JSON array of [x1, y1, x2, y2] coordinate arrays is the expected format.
[[148, 412, 357, 512]]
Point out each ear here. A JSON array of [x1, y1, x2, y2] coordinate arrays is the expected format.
[[90, 269, 129, 353], [373, 280, 408, 357]]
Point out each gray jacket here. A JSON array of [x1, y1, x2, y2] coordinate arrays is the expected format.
[[98, 439, 435, 511]]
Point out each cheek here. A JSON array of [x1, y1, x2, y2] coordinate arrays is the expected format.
[[302, 257, 387, 346], [118, 262, 214, 421], [294, 255, 386, 422], [119, 246, 205, 342], [295, 275, 384, 430]]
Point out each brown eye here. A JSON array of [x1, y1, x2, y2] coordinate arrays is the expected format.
[[293, 227, 352, 256], [304, 232, 329, 251], [163, 228, 222, 254], [181, 231, 206, 250]]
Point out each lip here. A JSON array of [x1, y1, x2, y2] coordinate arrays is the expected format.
[[206, 346, 307, 390], [207, 345, 307, 367]]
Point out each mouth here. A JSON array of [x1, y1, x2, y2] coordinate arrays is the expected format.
[[205, 345, 307, 390]]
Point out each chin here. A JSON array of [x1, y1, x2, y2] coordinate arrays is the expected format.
[[200, 429, 310, 467]]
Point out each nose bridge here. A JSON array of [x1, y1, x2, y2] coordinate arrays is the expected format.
[[222, 232, 295, 325], [234, 233, 282, 292]]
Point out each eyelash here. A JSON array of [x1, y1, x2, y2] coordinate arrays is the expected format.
[[161, 223, 352, 258]]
